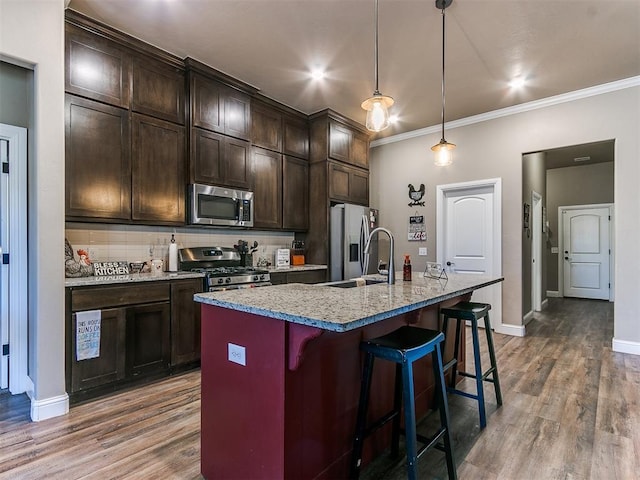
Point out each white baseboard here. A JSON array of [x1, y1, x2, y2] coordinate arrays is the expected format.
[[546, 290, 561, 298], [541, 298, 549, 310], [523, 310, 534, 325], [30, 393, 69, 422], [612, 338, 640, 356], [495, 323, 525, 337]]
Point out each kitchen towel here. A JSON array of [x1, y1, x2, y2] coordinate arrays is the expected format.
[[76, 310, 101, 361]]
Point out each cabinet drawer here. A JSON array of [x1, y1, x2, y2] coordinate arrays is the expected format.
[[71, 283, 170, 311]]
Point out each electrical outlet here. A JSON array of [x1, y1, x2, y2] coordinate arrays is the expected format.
[[228, 343, 246, 366], [418, 247, 428, 256]]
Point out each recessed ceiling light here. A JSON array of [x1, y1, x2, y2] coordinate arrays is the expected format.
[[310, 68, 326, 80], [574, 156, 591, 162], [509, 77, 526, 89]]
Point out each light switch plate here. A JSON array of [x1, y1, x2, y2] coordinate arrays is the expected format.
[[228, 343, 246, 366], [418, 247, 428, 256], [551, 247, 559, 254]]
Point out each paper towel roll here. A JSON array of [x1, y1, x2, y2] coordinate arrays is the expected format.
[[169, 236, 178, 272]]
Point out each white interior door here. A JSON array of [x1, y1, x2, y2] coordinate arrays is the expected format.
[[0, 138, 8, 389], [0, 123, 28, 394], [562, 206, 611, 300], [437, 178, 502, 330], [532, 191, 542, 311]]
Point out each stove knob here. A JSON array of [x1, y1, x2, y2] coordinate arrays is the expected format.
[[253, 275, 259, 281], [225, 277, 232, 283], [217, 278, 224, 284], [260, 275, 266, 281]]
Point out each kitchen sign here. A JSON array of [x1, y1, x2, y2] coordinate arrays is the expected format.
[[93, 261, 130, 276], [408, 215, 426, 241]]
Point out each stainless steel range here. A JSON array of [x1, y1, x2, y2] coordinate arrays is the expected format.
[[179, 246, 271, 292]]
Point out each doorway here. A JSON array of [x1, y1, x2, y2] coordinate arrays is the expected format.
[[436, 178, 504, 332], [0, 123, 29, 394], [559, 204, 613, 300]]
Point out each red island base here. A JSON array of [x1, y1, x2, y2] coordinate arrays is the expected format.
[[200, 296, 467, 479]]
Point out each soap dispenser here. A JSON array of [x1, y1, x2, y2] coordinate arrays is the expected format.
[[403, 254, 412, 281]]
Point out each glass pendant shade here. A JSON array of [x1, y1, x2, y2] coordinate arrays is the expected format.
[[361, 94, 394, 132], [431, 139, 455, 166]]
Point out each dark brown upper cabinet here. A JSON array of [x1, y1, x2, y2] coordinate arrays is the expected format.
[[190, 71, 251, 141], [283, 115, 309, 160], [251, 101, 283, 152], [252, 147, 282, 229], [190, 128, 252, 189], [65, 23, 131, 109], [328, 161, 369, 206], [131, 55, 185, 125], [131, 113, 185, 224], [328, 120, 369, 169], [65, 94, 131, 221], [283, 156, 309, 231]]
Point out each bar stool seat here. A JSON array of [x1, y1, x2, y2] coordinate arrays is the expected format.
[[350, 326, 457, 480], [440, 301, 503, 429]]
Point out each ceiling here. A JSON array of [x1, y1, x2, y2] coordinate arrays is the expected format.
[[67, 0, 640, 140], [542, 140, 614, 170]]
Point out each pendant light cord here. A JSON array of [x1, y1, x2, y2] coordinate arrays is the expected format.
[[373, 0, 380, 95], [440, 3, 446, 141]]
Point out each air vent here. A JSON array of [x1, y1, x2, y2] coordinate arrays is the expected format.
[[574, 156, 591, 162]]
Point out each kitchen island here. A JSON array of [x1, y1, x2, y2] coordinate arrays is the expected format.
[[195, 273, 503, 479]]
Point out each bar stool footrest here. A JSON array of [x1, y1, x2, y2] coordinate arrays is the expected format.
[[415, 428, 447, 460], [363, 409, 400, 438]]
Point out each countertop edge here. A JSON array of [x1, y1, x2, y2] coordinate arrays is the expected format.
[[195, 275, 504, 332]]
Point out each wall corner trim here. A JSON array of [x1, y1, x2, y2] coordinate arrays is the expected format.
[[612, 338, 640, 356], [30, 393, 69, 422], [495, 323, 525, 337]]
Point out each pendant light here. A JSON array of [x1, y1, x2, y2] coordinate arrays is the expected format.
[[361, 0, 394, 132], [432, 0, 455, 166]]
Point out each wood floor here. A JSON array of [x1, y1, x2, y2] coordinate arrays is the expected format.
[[1, 298, 638, 479]]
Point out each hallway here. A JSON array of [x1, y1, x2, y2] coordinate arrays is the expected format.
[[1, 298, 638, 479]]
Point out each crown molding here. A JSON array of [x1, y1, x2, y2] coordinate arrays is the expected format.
[[371, 76, 640, 148]]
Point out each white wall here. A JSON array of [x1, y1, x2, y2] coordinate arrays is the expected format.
[[0, 0, 67, 418], [370, 84, 640, 352]]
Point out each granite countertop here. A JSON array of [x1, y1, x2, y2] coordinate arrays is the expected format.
[[65, 271, 205, 288], [267, 264, 327, 273], [194, 272, 503, 332]]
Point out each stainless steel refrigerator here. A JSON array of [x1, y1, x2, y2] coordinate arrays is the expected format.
[[330, 203, 379, 281]]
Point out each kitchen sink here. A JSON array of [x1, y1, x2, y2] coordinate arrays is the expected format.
[[320, 278, 386, 288]]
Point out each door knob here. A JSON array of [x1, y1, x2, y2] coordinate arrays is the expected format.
[[446, 261, 454, 266]]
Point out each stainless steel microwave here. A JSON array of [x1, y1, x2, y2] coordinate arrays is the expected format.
[[188, 184, 254, 227]]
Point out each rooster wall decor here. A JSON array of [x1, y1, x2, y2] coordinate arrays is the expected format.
[[408, 183, 426, 207]]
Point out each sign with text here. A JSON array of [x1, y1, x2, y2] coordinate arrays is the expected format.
[[408, 215, 426, 241], [93, 261, 130, 276], [76, 310, 101, 361]]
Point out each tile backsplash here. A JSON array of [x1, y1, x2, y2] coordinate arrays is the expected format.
[[66, 223, 296, 268]]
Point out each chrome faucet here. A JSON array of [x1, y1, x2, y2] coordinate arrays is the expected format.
[[364, 227, 395, 285]]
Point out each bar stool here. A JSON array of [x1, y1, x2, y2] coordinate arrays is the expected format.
[[350, 326, 457, 480], [440, 301, 503, 429]]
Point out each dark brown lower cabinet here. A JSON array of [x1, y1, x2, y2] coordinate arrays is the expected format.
[[70, 307, 126, 392], [126, 302, 171, 377], [66, 278, 202, 402], [269, 269, 327, 285], [170, 279, 202, 366]]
